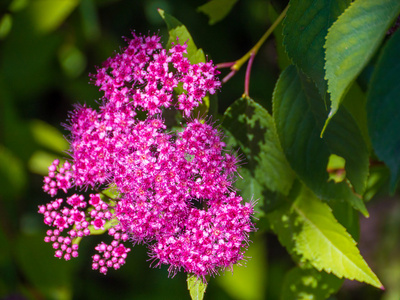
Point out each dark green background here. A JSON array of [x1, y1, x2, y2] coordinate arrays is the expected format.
[[0, 1, 399, 299]]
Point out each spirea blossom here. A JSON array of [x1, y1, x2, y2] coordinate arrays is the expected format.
[[39, 32, 255, 279]]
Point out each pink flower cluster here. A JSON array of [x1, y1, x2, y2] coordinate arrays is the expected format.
[[39, 32, 255, 279]]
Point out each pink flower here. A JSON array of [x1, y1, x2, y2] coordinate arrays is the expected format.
[[39, 32, 254, 279]]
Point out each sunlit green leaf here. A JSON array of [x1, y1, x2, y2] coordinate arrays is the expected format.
[[223, 97, 295, 215], [327, 154, 346, 184], [187, 274, 207, 300], [28, 150, 62, 175], [26, 0, 79, 34], [29, 119, 69, 154], [283, 0, 350, 96], [324, 0, 400, 130], [0, 13, 12, 39], [268, 184, 383, 289], [216, 233, 267, 300], [328, 199, 360, 243], [273, 65, 369, 216], [197, 0, 238, 25], [282, 266, 343, 300]]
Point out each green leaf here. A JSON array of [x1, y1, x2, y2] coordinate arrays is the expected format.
[[364, 165, 391, 202], [187, 274, 207, 300], [273, 65, 369, 216], [367, 29, 400, 192], [282, 266, 343, 300], [158, 9, 214, 116], [283, 0, 350, 96], [324, 0, 400, 130], [0, 145, 27, 199], [0, 13, 12, 39], [28, 150, 63, 175], [197, 0, 238, 25], [222, 97, 295, 215], [327, 154, 346, 184], [268, 184, 383, 289], [29, 119, 69, 154], [0, 145, 27, 232], [26, 0, 79, 34], [342, 82, 371, 150], [158, 9, 205, 64], [216, 233, 267, 300]]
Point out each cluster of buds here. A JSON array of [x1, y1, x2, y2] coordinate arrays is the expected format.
[[39, 32, 255, 279]]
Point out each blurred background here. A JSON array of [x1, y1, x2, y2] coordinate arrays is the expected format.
[[0, 0, 399, 299]]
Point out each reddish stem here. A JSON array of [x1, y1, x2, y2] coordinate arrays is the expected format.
[[216, 62, 236, 69], [222, 69, 237, 84], [244, 52, 255, 97]]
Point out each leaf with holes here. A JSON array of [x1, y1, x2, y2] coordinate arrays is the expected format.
[[223, 97, 295, 215], [273, 65, 369, 216], [282, 266, 343, 300]]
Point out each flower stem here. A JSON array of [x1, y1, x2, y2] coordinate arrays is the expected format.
[[231, 4, 289, 72], [243, 51, 255, 98]]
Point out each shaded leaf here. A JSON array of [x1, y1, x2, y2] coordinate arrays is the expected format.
[[282, 266, 343, 300], [197, 0, 238, 25], [0, 145, 27, 232], [0, 226, 19, 294], [364, 165, 391, 202], [222, 97, 295, 215], [187, 274, 207, 300], [268, 184, 383, 289], [273, 65, 369, 216], [0, 145, 27, 199], [158, 9, 214, 116], [324, 0, 400, 130], [267, 3, 291, 71], [158, 9, 205, 64], [283, 0, 350, 96], [342, 82, 371, 150], [367, 28, 400, 192]]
